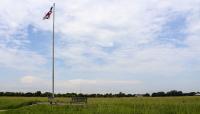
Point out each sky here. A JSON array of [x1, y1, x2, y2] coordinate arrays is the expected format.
[[0, 0, 200, 94]]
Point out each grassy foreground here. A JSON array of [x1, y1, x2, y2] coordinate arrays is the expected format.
[[0, 96, 200, 114]]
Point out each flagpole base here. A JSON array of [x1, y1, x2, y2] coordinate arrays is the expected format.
[[48, 96, 57, 105]]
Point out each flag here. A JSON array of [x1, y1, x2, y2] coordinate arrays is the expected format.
[[43, 6, 53, 20]]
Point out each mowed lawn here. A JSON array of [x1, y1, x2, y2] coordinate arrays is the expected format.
[[0, 96, 200, 114]]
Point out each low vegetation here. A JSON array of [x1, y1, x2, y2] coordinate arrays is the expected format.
[[0, 96, 200, 114]]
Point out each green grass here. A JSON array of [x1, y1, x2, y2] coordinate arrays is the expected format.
[[0, 97, 200, 114], [0, 97, 46, 110]]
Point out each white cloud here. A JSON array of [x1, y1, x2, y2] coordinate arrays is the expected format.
[[0, 45, 47, 71], [56, 79, 142, 93], [20, 76, 40, 84], [58, 79, 142, 86], [17, 76, 142, 93], [0, 0, 200, 92]]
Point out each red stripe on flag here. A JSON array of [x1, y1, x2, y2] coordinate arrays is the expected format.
[[43, 7, 53, 20]]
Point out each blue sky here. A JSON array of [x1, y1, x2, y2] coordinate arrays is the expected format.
[[0, 0, 200, 94]]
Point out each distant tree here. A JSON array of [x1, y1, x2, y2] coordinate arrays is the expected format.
[[144, 93, 150, 97], [77, 93, 85, 97], [127, 94, 134, 97], [35, 91, 42, 97], [96, 94, 103, 97], [166, 90, 183, 96], [5, 92, 16, 96], [183, 92, 196, 96], [25, 92, 33, 97], [88, 94, 97, 97], [116, 92, 126, 97], [0, 90, 197, 97], [0, 92, 4, 96], [43, 92, 51, 97], [104, 93, 113, 97], [152, 92, 165, 97]]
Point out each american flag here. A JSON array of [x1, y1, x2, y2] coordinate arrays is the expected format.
[[43, 6, 53, 20]]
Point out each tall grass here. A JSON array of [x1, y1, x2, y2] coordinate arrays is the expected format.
[[0, 97, 200, 114], [0, 97, 45, 110]]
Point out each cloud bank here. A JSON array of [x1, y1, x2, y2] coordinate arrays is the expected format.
[[0, 0, 200, 93]]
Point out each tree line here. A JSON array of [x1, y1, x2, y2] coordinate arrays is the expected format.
[[151, 90, 198, 97], [0, 90, 199, 97]]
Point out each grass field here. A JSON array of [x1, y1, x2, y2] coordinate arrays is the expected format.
[[0, 96, 200, 114]]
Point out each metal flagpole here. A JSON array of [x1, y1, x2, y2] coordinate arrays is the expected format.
[[52, 3, 55, 99]]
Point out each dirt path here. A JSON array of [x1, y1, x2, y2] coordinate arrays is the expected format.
[[0, 110, 7, 112], [0, 102, 82, 112]]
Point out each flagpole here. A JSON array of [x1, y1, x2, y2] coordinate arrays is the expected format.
[[52, 3, 55, 99]]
